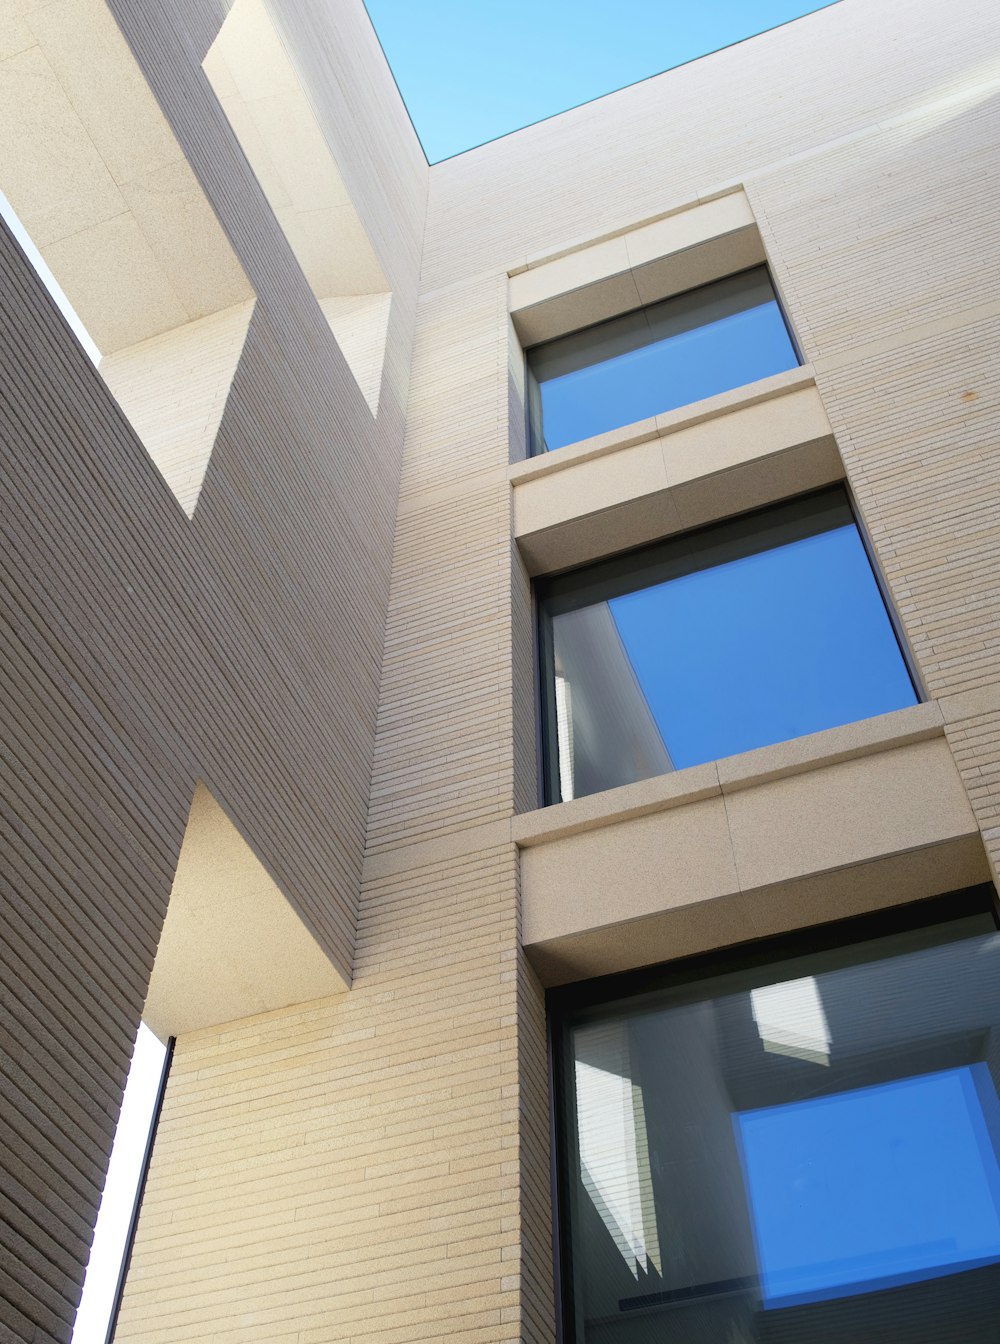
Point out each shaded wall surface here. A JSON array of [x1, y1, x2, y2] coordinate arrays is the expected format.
[[0, 0, 426, 1337]]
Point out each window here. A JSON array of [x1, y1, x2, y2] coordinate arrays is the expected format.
[[552, 889, 1000, 1344], [526, 266, 799, 454], [537, 487, 917, 804]]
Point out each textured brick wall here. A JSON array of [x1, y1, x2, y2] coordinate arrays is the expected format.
[[116, 845, 523, 1343], [748, 84, 1000, 881]]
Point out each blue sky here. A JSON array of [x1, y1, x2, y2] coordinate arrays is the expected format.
[[364, 0, 841, 162], [737, 1065, 1000, 1306], [608, 524, 917, 769]]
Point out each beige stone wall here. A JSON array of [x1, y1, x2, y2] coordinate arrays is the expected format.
[[116, 3, 1000, 1343], [117, 844, 525, 1343]]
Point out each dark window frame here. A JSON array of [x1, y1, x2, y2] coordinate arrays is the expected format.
[[524, 264, 803, 458], [534, 483, 923, 807], [547, 884, 1000, 1344]]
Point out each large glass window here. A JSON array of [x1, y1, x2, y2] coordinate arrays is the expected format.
[[526, 267, 799, 454], [553, 890, 1000, 1344], [537, 487, 918, 804]]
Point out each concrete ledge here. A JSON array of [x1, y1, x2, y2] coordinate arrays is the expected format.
[[509, 192, 764, 345], [509, 365, 816, 483], [514, 703, 944, 847], [512, 371, 840, 576], [519, 708, 988, 985], [525, 838, 991, 986], [716, 700, 944, 792]]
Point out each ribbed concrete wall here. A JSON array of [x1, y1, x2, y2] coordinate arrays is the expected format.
[[0, 0, 426, 1335]]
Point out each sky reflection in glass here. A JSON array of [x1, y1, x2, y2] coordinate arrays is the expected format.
[[537, 300, 794, 451], [531, 269, 798, 452], [558, 910, 1000, 1343], [736, 1065, 1000, 1308], [608, 523, 917, 770]]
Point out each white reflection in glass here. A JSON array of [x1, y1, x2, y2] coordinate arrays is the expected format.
[[751, 976, 831, 1066], [574, 1022, 661, 1278], [554, 673, 575, 801]]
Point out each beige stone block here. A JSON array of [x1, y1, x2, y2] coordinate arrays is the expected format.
[[283, 200, 387, 295], [668, 436, 842, 532], [0, 43, 124, 245], [100, 298, 254, 516], [717, 702, 944, 792], [512, 437, 666, 538], [44, 209, 188, 352], [726, 737, 979, 894], [623, 192, 756, 269], [631, 224, 766, 306], [321, 291, 393, 414], [509, 417, 659, 482], [526, 892, 753, 986], [512, 269, 642, 347], [248, 89, 351, 214], [143, 785, 349, 1040], [745, 837, 992, 940], [513, 760, 720, 845], [121, 160, 254, 321], [654, 364, 815, 434], [27, 0, 180, 185], [516, 487, 684, 576], [661, 385, 834, 486], [508, 235, 631, 313], [521, 795, 739, 946], [199, 34, 238, 99], [206, 0, 298, 105], [0, 4, 33, 60]]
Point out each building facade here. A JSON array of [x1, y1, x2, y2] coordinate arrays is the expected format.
[[2, 0, 1000, 1340]]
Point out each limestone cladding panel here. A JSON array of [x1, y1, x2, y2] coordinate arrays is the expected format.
[[367, 275, 521, 857], [353, 261, 551, 1340], [746, 91, 1000, 883], [115, 845, 529, 1344], [1, 0, 426, 1335]]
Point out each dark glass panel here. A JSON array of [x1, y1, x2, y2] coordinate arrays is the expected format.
[[555, 904, 1000, 1343], [527, 267, 799, 453], [539, 488, 917, 803]]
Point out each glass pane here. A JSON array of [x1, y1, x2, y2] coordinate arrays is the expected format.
[[528, 268, 798, 453], [545, 490, 917, 802], [559, 911, 1000, 1343]]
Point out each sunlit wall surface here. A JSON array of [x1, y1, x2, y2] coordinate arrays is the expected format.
[[555, 900, 1000, 1342], [538, 487, 917, 802], [526, 268, 798, 453]]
